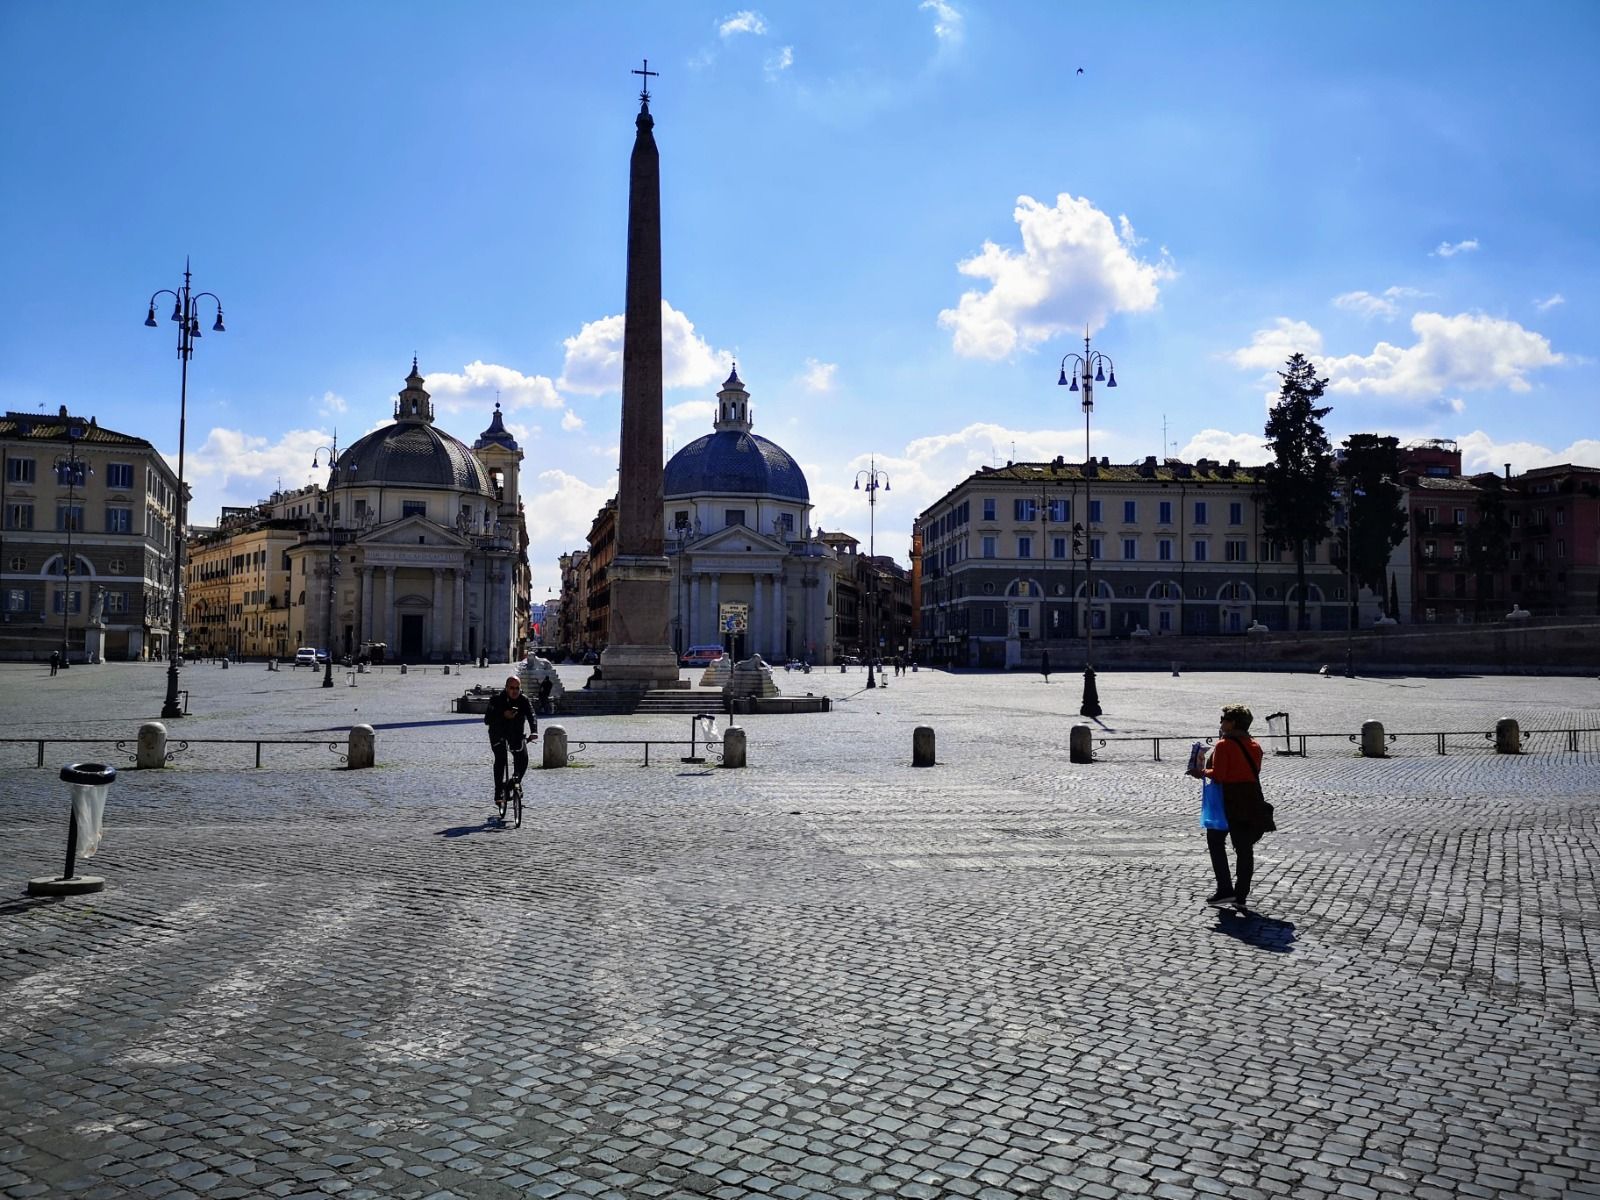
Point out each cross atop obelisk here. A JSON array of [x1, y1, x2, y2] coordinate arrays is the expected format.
[[632, 58, 658, 104], [597, 59, 684, 691]]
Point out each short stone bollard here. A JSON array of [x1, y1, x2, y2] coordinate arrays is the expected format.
[[1069, 723, 1094, 764], [1172, 661, 1180, 677], [1495, 717, 1522, 754], [543, 725, 568, 769], [912, 725, 936, 767], [400, 663, 408, 675], [1360, 719, 1387, 758], [136, 722, 167, 769], [347, 724, 376, 769], [721, 726, 747, 768]]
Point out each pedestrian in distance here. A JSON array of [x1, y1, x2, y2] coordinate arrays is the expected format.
[[1040, 649, 1051, 683], [49, 649, 60, 676], [1188, 702, 1275, 914], [537, 674, 553, 716]]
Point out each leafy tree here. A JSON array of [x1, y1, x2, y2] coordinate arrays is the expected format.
[[1262, 354, 1337, 630], [1339, 434, 1409, 618]]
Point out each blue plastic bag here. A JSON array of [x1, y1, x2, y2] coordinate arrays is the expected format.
[[1200, 779, 1229, 830]]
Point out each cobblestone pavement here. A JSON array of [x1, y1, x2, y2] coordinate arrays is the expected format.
[[2, 661, 1599, 1199]]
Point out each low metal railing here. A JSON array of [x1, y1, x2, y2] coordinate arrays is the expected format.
[[568, 714, 724, 767], [0, 737, 347, 769], [1091, 726, 1600, 762]]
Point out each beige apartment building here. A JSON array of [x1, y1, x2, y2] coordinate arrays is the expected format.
[[1, 406, 181, 661]]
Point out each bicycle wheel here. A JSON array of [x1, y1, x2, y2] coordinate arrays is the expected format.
[[512, 781, 523, 828]]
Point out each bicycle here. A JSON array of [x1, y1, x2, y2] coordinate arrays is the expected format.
[[493, 735, 526, 829]]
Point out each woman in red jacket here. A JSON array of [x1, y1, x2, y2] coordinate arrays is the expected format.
[[1192, 703, 1271, 913]]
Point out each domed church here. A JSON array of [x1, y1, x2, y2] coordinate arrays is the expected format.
[[286, 362, 528, 663], [662, 367, 837, 664]]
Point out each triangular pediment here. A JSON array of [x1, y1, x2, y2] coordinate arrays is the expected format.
[[359, 515, 473, 548], [688, 525, 791, 556]]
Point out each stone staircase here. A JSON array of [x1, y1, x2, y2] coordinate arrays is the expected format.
[[555, 687, 727, 717]]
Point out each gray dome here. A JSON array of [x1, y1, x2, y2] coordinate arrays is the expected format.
[[664, 430, 809, 502], [336, 423, 492, 493]]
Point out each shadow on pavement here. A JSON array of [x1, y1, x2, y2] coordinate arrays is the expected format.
[[435, 820, 513, 838], [1212, 910, 1296, 952]]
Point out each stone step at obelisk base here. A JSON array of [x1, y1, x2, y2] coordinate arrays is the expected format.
[[557, 687, 728, 717]]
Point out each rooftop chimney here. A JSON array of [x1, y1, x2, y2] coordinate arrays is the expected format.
[[1505, 462, 1512, 479]]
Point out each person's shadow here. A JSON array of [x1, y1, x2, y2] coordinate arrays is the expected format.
[[1211, 909, 1296, 952], [435, 819, 511, 838]]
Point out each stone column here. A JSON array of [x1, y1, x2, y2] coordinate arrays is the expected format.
[[431, 568, 445, 658], [689, 573, 701, 646], [773, 572, 786, 659], [710, 575, 721, 650], [451, 568, 466, 659], [358, 566, 371, 650], [384, 567, 397, 648]]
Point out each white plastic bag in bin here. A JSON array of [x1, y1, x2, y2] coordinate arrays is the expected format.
[[697, 714, 720, 745], [63, 762, 117, 859]]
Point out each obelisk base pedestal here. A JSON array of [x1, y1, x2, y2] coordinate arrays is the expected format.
[[592, 643, 687, 691], [595, 555, 686, 690]]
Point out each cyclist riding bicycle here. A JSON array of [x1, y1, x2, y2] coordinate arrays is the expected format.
[[485, 674, 536, 812]]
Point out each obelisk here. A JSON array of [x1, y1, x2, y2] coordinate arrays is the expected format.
[[599, 61, 684, 690]]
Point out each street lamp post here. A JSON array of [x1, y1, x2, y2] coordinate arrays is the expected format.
[[146, 260, 226, 718], [853, 458, 890, 688], [54, 427, 90, 666], [310, 436, 342, 688], [1057, 334, 1117, 718]]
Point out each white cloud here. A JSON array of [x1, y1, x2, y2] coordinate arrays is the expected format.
[[664, 399, 715, 445], [764, 45, 794, 79], [920, 0, 964, 45], [318, 391, 347, 416], [559, 301, 731, 395], [1226, 318, 1325, 373], [1319, 312, 1563, 396], [800, 358, 837, 392], [1177, 429, 1269, 465], [1432, 238, 1479, 258], [423, 362, 564, 413], [521, 467, 616, 591], [179, 426, 339, 526], [560, 409, 585, 432], [718, 10, 766, 37], [1535, 293, 1566, 312], [1332, 285, 1424, 320], [1457, 431, 1600, 477], [938, 194, 1175, 359]]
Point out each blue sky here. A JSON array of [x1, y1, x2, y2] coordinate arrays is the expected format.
[[2, 1, 1596, 595]]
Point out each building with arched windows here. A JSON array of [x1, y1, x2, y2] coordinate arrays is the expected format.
[[658, 367, 838, 664]]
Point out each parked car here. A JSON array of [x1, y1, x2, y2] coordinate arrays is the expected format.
[[840, 655, 862, 666], [680, 645, 725, 668], [315, 648, 330, 664], [293, 647, 318, 667]]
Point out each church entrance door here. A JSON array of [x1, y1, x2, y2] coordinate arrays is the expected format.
[[400, 614, 425, 660]]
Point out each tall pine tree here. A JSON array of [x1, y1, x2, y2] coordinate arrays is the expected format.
[[1262, 354, 1337, 630], [1340, 433, 1409, 616]]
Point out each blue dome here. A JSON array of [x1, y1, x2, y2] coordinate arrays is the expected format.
[[664, 430, 809, 502]]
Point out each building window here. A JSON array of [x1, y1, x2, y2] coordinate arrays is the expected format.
[[1049, 499, 1069, 522], [56, 460, 89, 487], [1122, 538, 1137, 560], [1557, 539, 1566, 559], [1123, 500, 1137, 523], [1017, 536, 1032, 559], [1158, 538, 1173, 561], [1193, 540, 1208, 562], [778, 512, 794, 533], [105, 591, 129, 614], [983, 498, 996, 521], [8, 555, 26, 572], [1556, 509, 1566, 526], [1016, 608, 1030, 630], [1194, 501, 1208, 525], [1259, 540, 1274, 561], [1454, 507, 1467, 525], [1159, 500, 1172, 524], [5, 503, 33, 531], [1225, 540, 1248, 562], [724, 509, 746, 528], [1052, 536, 1067, 560], [1089, 537, 1102, 560], [1509, 512, 1521, 529], [52, 589, 82, 614], [108, 558, 125, 574], [1089, 499, 1102, 523], [1229, 501, 1243, 525], [1158, 610, 1172, 632], [1014, 498, 1036, 522], [107, 463, 134, 490], [5, 458, 35, 484], [402, 500, 427, 519], [5, 588, 29, 612], [105, 507, 132, 534], [982, 536, 997, 558], [57, 505, 84, 532]]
